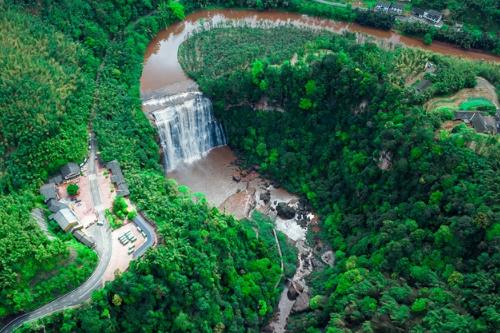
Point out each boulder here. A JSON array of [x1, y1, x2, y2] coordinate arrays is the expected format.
[[232, 172, 241, 182], [262, 325, 274, 333], [292, 292, 310, 313], [259, 190, 271, 204], [287, 281, 303, 300], [287, 285, 299, 300], [276, 202, 296, 220], [321, 250, 335, 267]]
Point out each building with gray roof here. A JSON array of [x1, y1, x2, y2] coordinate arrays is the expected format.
[[48, 174, 63, 185], [423, 9, 442, 24], [47, 199, 69, 213], [73, 230, 96, 248], [50, 208, 80, 232], [107, 160, 130, 197], [40, 184, 58, 203], [61, 162, 81, 180], [454, 111, 498, 134]]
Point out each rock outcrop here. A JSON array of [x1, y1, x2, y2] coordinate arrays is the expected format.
[[277, 202, 296, 219]]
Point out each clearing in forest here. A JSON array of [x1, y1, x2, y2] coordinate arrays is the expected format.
[[425, 77, 499, 112]]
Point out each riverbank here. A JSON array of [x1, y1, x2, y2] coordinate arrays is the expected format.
[[141, 9, 498, 97]]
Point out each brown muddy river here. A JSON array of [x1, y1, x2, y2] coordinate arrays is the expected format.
[[141, 9, 498, 94], [140, 9, 498, 333]]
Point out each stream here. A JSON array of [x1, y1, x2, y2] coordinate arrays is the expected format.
[[140, 9, 498, 332]]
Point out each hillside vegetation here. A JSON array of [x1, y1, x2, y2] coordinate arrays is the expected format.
[[4, 0, 293, 331], [0, 7, 92, 191], [1, 0, 499, 332], [179, 27, 500, 332], [0, 7, 97, 320]]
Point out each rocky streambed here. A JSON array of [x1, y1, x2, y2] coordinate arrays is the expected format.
[[169, 147, 333, 332]]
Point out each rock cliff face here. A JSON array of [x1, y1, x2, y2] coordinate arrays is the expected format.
[[147, 91, 226, 171]]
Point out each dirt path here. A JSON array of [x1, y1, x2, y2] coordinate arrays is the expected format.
[[272, 228, 285, 290]]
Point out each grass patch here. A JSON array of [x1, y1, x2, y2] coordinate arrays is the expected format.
[[459, 97, 496, 111], [434, 106, 457, 113]]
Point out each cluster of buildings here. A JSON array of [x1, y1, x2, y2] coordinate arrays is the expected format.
[[375, 2, 443, 25], [454, 110, 500, 135], [39, 158, 132, 248], [40, 162, 96, 248], [375, 1, 404, 15]]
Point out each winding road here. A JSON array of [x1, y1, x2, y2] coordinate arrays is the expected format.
[[3, 5, 498, 333], [0, 138, 112, 333], [0, 137, 157, 333]]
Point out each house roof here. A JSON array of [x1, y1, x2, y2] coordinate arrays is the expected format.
[[48, 174, 63, 185], [412, 7, 425, 15], [47, 199, 69, 213], [50, 208, 79, 231], [425, 9, 442, 18], [470, 113, 488, 133], [376, 1, 391, 8], [117, 183, 130, 197], [61, 162, 80, 178], [73, 230, 96, 248], [483, 116, 497, 134], [111, 174, 125, 184], [107, 160, 129, 196], [390, 3, 404, 10], [107, 160, 122, 175], [454, 111, 476, 121], [40, 184, 57, 202]]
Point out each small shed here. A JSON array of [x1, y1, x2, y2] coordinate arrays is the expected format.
[[40, 184, 58, 203], [61, 162, 80, 180], [50, 208, 80, 232], [73, 230, 96, 248]]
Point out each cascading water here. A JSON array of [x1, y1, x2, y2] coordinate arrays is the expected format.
[[144, 91, 226, 171]]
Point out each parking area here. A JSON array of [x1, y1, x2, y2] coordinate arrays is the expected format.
[[103, 222, 146, 281]]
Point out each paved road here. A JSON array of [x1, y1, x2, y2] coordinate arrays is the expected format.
[[133, 214, 156, 258], [0, 137, 112, 333]]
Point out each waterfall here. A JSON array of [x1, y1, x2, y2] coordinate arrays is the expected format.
[[145, 91, 226, 171]]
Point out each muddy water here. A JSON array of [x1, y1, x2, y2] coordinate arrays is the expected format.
[[141, 9, 498, 95], [141, 9, 497, 333]]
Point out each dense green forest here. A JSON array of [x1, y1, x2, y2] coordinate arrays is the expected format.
[[1, 0, 499, 332], [2, 0, 294, 331], [179, 27, 500, 332], [0, 7, 97, 320]]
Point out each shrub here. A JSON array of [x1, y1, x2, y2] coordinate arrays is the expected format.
[[67, 184, 79, 196]]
